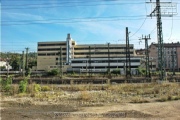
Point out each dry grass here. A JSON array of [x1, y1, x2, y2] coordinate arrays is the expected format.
[[2, 83, 180, 107], [78, 91, 91, 101]]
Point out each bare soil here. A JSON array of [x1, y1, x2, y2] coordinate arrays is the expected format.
[[1, 83, 180, 120], [1, 97, 180, 120]]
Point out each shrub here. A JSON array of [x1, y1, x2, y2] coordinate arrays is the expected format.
[[173, 96, 180, 100], [111, 69, 120, 75], [19, 78, 28, 93], [34, 84, 41, 92], [41, 86, 51, 91], [1, 76, 12, 92], [48, 69, 59, 76], [25, 68, 31, 77]]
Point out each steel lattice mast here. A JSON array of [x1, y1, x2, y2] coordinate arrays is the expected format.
[[156, 0, 165, 80], [147, 0, 177, 80]]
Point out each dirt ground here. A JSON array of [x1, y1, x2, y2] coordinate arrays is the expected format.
[[1, 98, 180, 120], [1, 83, 180, 120]]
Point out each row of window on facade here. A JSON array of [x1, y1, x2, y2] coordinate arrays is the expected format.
[[38, 43, 75, 46], [71, 59, 140, 63], [165, 64, 177, 68], [38, 52, 134, 56], [72, 66, 139, 69], [38, 47, 134, 51], [50, 65, 64, 68], [166, 51, 177, 54]]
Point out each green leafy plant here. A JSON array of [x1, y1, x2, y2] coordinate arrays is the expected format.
[[48, 69, 59, 76], [1, 76, 12, 92], [111, 69, 120, 75], [19, 78, 28, 93], [34, 84, 41, 92], [25, 68, 31, 77], [41, 86, 51, 91], [136, 67, 146, 75]]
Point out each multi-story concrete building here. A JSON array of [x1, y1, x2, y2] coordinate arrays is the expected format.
[[37, 34, 144, 73], [149, 42, 180, 71]]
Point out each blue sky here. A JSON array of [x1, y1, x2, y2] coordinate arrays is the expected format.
[[1, 0, 180, 53]]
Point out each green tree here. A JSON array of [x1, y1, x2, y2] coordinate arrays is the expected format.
[[0, 66, 6, 71], [28, 59, 37, 68], [48, 69, 59, 76], [9, 54, 21, 71]]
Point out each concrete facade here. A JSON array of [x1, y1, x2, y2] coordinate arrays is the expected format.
[[37, 34, 144, 72]]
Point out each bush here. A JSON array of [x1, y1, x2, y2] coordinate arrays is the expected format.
[[48, 69, 59, 76], [1, 76, 12, 92], [25, 68, 31, 77], [41, 86, 51, 91], [34, 84, 41, 92], [19, 78, 28, 93], [111, 69, 120, 75]]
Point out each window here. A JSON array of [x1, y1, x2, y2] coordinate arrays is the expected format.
[[38, 53, 46, 56]]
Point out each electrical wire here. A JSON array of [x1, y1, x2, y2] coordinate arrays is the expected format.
[[168, 0, 174, 42], [149, 26, 156, 35], [129, 0, 148, 38], [1, 1, 145, 7], [2, 2, 145, 9], [2, 18, 148, 26], [1, 15, 146, 22]]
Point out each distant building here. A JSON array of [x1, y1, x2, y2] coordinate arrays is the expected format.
[[135, 49, 146, 55], [149, 42, 180, 71], [37, 34, 144, 73], [135, 49, 156, 71], [0, 61, 12, 70]]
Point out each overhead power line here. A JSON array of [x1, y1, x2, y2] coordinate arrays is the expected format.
[[1, 15, 146, 22], [129, 0, 148, 38], [1, 1, 145, 6], [2, 17, 148, 26], [2, 18, 180, 26], [2, 2, 145, 9]]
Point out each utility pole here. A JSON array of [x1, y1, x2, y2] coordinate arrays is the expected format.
[[171, 49, 175, 75], [147, 0, 177, 80], [25, 47, 29, 70], [59, 47, 63, 78], [125, 27, 131, 78], [89, 46, 91, 78], [108, 43, 110, 74], [6, 58, 9, 76], [25, 47, 29, 76], [22, 51, 25, 77], [140, 34, 151, 78]]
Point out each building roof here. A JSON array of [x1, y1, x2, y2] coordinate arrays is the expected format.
[[150, 42, 180, 47]]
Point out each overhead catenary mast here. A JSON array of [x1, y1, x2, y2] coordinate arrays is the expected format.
[[139, 35, 151, 78], [147, 0, 177, 81], [125, 27, 131, 78]]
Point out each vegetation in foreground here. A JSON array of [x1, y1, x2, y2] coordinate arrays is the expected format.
[[1, 76, 180, 107]]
